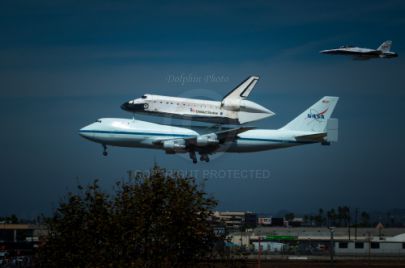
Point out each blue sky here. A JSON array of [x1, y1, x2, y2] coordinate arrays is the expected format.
[[1, 0, 405, 218]]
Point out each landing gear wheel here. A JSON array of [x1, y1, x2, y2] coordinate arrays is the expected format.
[[200, 154, 210, 162], [189, 151, 197, 164], [102, 145, 108, 156]]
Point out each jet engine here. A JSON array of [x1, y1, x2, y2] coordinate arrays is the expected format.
[[196, 134, 219, 146], [163, 140, 186, 153]]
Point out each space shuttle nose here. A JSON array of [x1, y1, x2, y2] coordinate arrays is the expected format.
[[120, 101, 146, 112], [121, 101, 131, 111]]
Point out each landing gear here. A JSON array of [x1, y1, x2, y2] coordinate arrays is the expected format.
[[199, 154, 210, 162], [189, 151, 210, 163], [189, 151, 197, 164], [102, 144, 108, 156]]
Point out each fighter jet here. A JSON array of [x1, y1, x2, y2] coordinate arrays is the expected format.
[[121, 76, 275, 125], [80, 96, 339, 163], [320, 40, 398, 60]]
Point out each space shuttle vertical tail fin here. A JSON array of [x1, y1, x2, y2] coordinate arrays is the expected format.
[[222, 76, 259, 102], [377, 40, 392, 53], [281, 96, 339, 133]]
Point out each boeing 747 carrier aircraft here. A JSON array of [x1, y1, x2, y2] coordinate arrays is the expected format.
[[121, 76, 274, 125], [321, 40, 398, 60], [80, 96, 339, 163]]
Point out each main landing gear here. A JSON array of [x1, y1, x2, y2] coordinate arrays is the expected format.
[[102, 144, 108, 156], [189, 151, 210, 163], [200, 154, 210, 163], [189, 151, 197, 164]]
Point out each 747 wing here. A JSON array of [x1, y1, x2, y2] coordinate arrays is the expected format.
[[153, 127, 254, 163]]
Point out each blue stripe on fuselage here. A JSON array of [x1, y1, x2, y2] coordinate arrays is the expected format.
[[237, 137, 315, 144], [79, 129, 192, 138], [79, 130, 315, 144]]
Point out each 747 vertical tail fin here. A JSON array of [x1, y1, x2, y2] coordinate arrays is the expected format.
[[281, 96, 339, 133]]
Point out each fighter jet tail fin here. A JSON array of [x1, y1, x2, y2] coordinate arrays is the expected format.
[[281, 96, 339, 133], [222, 76, 259, 102], [377, 40, 392, 53]]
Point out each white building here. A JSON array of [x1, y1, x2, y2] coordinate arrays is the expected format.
[[335, 233, 405, 256]]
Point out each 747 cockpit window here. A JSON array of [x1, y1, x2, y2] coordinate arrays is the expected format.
[[95, 119, 102, 123], [141, 95, 147, 99]]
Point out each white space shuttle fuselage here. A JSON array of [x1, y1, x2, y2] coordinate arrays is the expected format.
[[121, 76, 274, 125]]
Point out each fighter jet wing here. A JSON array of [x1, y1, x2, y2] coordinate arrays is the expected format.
[[359, 51, 381, 55]]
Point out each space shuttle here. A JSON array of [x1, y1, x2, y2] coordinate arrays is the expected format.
[[121, 76, 275, 125]]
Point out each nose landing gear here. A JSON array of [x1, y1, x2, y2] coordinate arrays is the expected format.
[[102, 144, 108, 156]]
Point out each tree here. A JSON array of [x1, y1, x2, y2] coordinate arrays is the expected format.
[[335, 206, 351, 227], [360, 211, 370, 227], [303, 214, 309, 225], [337, 206, 344, 227], [284, 212, 295, 222], [327, 208, 337, 227], [343, 206, 351, 227], [315, 208, 325, 227], [0, 214, 19, 224], [37, 166, 219, 267]]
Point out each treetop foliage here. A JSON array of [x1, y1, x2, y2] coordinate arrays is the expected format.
[[37, 166, 219, 268]]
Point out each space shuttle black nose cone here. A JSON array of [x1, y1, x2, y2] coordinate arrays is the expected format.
[[121, 102, 130, 111], [121, 102, 146, 112]]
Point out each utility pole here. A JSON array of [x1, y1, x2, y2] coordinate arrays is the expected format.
[[354, 208, 358, 241], [257, 235, 261, 268], [367, 231, 371, 266], [329, 227, 335, 266], [348, 207, 351, 241]]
